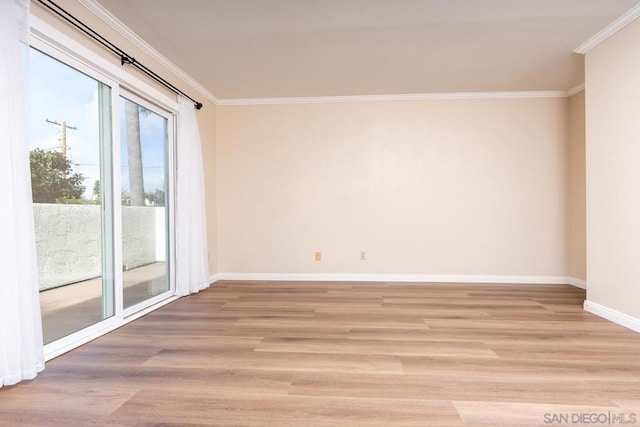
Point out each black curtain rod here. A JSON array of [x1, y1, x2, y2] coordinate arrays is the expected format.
[[34, 0, 203, 110]]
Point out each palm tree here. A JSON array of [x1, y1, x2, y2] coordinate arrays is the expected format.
[[124, 100, 145, 206]]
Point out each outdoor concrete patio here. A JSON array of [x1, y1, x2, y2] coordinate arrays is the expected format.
[[40, 262, 167, 343]]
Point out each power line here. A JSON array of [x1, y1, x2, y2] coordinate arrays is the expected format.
[[45, 119, 77, 159]]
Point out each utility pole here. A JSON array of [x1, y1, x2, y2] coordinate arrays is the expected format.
[[45, 119, 77, 159], [46, 119, 77, 178]]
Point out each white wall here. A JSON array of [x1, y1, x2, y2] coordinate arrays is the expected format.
[[34, 204, 102, 290], [121, 206, 159, 270], [585, 17, 640, 324], [34, 204, 165, 290], [216, 97, 569, 278]]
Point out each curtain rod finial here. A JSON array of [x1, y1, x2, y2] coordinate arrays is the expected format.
[[195, 102, 203, 110]]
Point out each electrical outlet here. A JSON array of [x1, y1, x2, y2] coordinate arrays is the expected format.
[[360, 251, 367, 261], [315, 251, 322, 261]]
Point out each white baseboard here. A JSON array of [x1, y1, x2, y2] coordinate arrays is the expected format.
[[584, 300, 640, 333], [567, 277, 587, 289], [213, 273, 576, 285]]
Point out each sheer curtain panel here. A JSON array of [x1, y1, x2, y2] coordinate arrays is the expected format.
[[175, 95, 210, 295], [0, 0, 46, 388]]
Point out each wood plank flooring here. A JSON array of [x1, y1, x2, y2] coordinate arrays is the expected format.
[[2, 281, 640, 426]]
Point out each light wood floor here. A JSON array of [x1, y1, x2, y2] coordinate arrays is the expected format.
[[2, 281, 640, 426]]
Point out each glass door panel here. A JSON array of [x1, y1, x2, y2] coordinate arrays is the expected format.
[[120, 96, 170, 309], [29, 48, 114, 344]]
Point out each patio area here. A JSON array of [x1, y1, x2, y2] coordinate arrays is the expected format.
[[40, 262, 167, 344]]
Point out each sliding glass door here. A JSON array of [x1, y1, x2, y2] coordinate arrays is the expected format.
[[29, 47, 175, 347], [29, 48, 115, 344], [120, 94, 171, 310]]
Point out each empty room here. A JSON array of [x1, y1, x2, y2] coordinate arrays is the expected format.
[[2, 0, 640, 425]]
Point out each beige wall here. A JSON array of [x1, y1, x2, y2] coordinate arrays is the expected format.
[[216, 98, 569, 276], [31, 1, 218, 275], [567, 91, 586, 281], [585, 17, 640, 319], [201, 104, 218, 274]]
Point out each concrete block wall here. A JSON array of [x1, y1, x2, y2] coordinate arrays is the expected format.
[[33, 204, 165, 290]]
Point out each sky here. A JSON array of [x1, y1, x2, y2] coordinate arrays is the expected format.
[[29, 47, 167, 200]]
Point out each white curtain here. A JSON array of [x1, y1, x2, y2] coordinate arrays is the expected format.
[[0, 0, 45, 388], [175, 95, 210, 295]]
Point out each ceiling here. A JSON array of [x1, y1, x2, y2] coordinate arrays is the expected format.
[[95, 0, 640, 99]]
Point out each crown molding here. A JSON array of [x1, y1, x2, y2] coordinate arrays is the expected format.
[[567, 83, 585, 97], [77, 0, 218, 105], [217, 90, 568, 106], [574, 3, 640, 54], [74, 0, 589, 106]]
